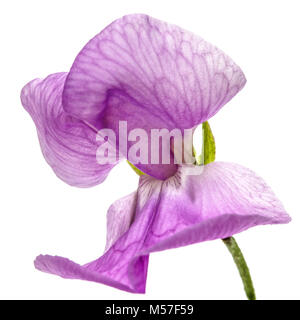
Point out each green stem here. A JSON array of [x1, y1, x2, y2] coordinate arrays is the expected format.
[[222, 237, 256, 300]]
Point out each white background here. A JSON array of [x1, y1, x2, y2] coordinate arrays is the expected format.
[[0, 0, 299, 300]]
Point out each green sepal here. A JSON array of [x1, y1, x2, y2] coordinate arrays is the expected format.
[[127, 161, 145, 176], [202, 121, 216, 165]]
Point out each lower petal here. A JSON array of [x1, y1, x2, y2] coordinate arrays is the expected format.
[[35, 191, 150, 293], [35, 162, 290, 292], [142, 162, 290, 252]]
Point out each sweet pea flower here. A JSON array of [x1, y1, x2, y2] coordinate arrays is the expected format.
[[21, 14, 290, 299]]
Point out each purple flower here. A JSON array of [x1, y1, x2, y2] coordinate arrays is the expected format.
[[21, 14, 290, 294]]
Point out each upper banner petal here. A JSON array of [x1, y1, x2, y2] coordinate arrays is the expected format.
[[63, 14, 246, 128], [62, 14, 246, 178], [21, 73, 118, 187]]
